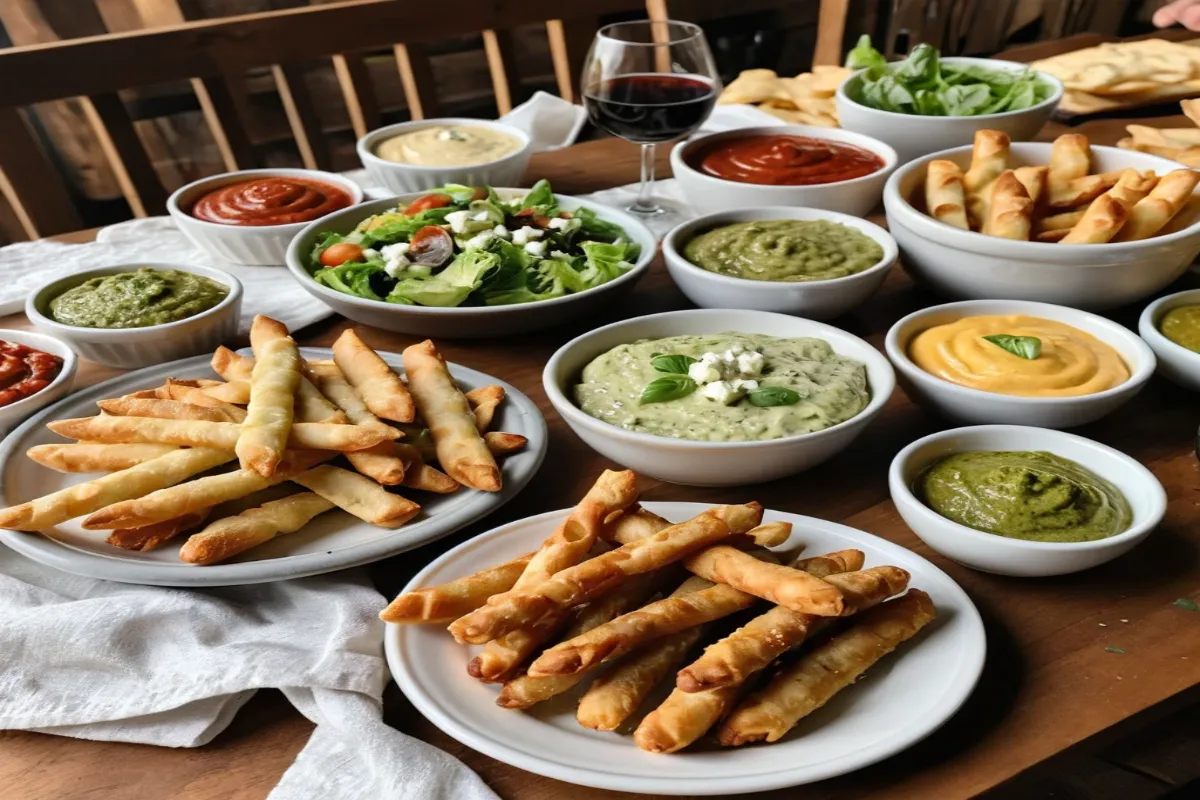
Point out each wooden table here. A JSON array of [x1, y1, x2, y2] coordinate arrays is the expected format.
[[3, 34, 1200, 800]]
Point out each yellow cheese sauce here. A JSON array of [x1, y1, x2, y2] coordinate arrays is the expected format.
[[908, 314, 1129, 397], [374, 125, 521, 167]]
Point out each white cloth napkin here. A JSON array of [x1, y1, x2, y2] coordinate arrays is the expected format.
[[0, 546, 498, 800]]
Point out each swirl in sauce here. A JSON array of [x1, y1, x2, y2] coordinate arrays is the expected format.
[[689, 134, 885, 186], [190, 177, 352, 226]]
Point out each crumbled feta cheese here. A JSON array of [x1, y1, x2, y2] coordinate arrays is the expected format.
[[384, 254, 411, 277], [445, 209, 473, 234], [688, 361, 722, 384], [380, 242, 410, 259], [550, 250, 570, 259], [493, 224, 511, 240], [736, 351, 764, 377], [466, 231, 495, 249], [511, 225, 544, 246], [730, 378, 759, 392], [700, 380, 747, 405], [524, 240, 548, 258], [721, 349, 737, 364], [472, 210, 492, 222], [547, 217, 570, 230], [361, 247, 380, 259]]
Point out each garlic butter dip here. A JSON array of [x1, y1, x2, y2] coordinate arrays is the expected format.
[[374, 124, 522, 167]]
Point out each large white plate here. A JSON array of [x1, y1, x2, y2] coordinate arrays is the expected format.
[[387, 502, 985, 795], [0, 347, 546, 587]]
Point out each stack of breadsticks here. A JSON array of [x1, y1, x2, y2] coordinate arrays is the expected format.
[[923, 129, 1200, 243], [0, 316, 527, 564], [383, 470, 935, 752]]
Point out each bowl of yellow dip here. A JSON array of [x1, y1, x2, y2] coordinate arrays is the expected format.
[[890, 425, 1165, 576], [662, 207, 897, 319], [358, 118, 532, 195], [885, 299, 1155, 428], [1139, 288, 1200, 394]]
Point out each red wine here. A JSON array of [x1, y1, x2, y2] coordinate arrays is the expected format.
[[584, 74, 716, 143]]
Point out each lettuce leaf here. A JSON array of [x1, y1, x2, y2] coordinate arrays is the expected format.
[[385, 249, 500, 307], [314, 260, 388, 301]]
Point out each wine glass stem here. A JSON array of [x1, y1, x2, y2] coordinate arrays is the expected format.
[[633, 143, 658, 213]]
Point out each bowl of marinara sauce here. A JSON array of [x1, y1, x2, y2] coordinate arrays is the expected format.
[[168, 168, 363, 266], [671, 125, 897, 217], [0, 330, 76, 434]]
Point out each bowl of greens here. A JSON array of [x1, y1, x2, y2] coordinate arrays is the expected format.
[[284, 180, 656, 337], [835, 37, 1062, 162]]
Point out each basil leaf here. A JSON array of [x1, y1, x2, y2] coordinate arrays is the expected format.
[[983, 334, 1042, 360], [746, 387, 802, 407], [639, 375, 697, 405], [650, 354, 697, 375]]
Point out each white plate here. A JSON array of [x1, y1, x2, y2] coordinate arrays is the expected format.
[[386, 502, 986, 795], [0, 347, 546, 587]]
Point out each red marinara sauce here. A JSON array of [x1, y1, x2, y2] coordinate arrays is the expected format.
[[190, 177, 352, 226], [0, 341, 62, 408], [689, 134, 885, 186]]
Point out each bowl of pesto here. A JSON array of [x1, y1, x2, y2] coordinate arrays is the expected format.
[[544, 309, 895, 486], [1139, 288, 1200, 394], [890, 425, 1165, 577], [663, 207, 896, 320], [28, 263, 242, 369]]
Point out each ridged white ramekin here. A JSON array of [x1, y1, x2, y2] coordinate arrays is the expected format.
[[27, 263, 243, 369], [167, 168, 364, 266], [357, 118, 532, 195]]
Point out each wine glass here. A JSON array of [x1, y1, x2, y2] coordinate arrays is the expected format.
[[581, 20, 721, 216]]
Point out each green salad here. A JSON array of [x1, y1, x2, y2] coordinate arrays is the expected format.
[[844, 36, 1053, 117], [309, 179, 640, 307]]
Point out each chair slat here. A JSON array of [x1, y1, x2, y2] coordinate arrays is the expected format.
[[814, 0, 850, 66], [557, 17, 601, 104], [271, 64, 333, 171], [482, 29, 522, 115], [193, 77, 258, 171], [331, 52, 382, 139], [394, 43, 441, 120], [0, 107, 81, 238], [82, 92, 169, 217]]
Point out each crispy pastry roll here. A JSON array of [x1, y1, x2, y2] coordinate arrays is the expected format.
[[393, 442, 461, 494], [212, 345, 343, 424], [1047, 133, 1091, 193], [483, 432, 527, 455], [105, 509, 211, 552], [982, 171, 1034, 241], [1061, 194, 1129, 244], [1034, 208, 1087, 233], [332, 328, 415, 423], [97, 397, 246, 423], [465, 385, 505, 433], [634, 682, 741, 753], [1114, 168, 1200, 241], [382, 551, 535, 623], [964, 129, 1010, 227], [306, 361, 406, 485], [26, 442, 179, 473], [924, 160, 970, 229], [682, 545, 845, 616], [1012, 165, 1048, 205], [238, 315, 302, 477], [179, 492, 336, 565], [47, 416, 396, 453], [291, 465, 420, 529], [1047, 169, 1124, 210]]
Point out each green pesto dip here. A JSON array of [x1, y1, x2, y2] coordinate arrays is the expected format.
[[683, 219, 884, 282], [573, 333, 870, 442], [917, 451, 1132, 543], [49, 268, 228, 329], [1159, 305, 1200, 353]]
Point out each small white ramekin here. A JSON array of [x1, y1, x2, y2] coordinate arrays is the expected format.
[[0, 329, 77, 434], [1138, 288, 1200, 393], [357, 118, 533, 195], [168, 168, 364, 266], [662, 206, 897, 319], [890, 425, 1165, 576], [27, 263, 242, 369], [885, 299, 1155, 429]]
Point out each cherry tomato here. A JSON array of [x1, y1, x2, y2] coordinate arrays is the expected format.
[[405, 193, 453, 214], [319, 241, 364, 267], [471, 186, 489, 201], [408, 225, 455, 266], [514, 207, 552, 228]]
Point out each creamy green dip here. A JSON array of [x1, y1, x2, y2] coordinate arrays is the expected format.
[[49, 268, 228, 329], [917, 451, 1132, 543], [1160, 305, 1200, 353], [683, 220, 884, 282], [573, 333, 870, 442]]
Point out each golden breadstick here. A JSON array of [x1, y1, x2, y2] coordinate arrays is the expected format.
[[1106, 169, 1159, 209], [470, 470, 640, 682], [381, 551, 536, 623], [1034, 208, 1087, 233], [683, 544, 844, 616], [394, 442, 461, 493], [97, 397, 246, 423], [26, 442, 179, 473], [1114, 168, 1200, 241], [1036, 228, 1071, 243], [47, 416, 397, 452], [1061, 194, 1129, 244], [676, 564, 908, 693], [237, 315, 301, 476], [982, 170, 1034, 240], [179, 492, 337, 565], [1013, 165, 1048, 205], [1047, 169, 1124, 209], [1047, 133, 1091, 195], [448, 503, 762, 644], [719, 590, 936, 745], [602, 509, 788, 549], [305, 361, 406, 485], [81, 450, 330, 530], [332, 328, 415, 423], [483, 432, 527, 456], [210, 345, 343, 424], [0, 447, 235, 531], [106, 509, 211, 551], [200, 380, 250, 405], [964, 129, 1010, 227], [291, 465, 420, 529], [924, 160, 970, 229], [403, 339, 500, 492], [466, 384, 505, 433]]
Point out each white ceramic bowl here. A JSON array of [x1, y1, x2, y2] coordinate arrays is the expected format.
[[358, 118, 533, 195], [662, 207, 897, 319], [0, 329, 77, 434], [836, 58, 1063, 162], [543, 309, 895, 486], [168, 168, 364, 266], [1139, 288, 1200, 393], [27, 263, 242, 369], [885, 299, 1155, 429], [890, 425, 1165, 576], [285, 190, 657, 338], [670, 125, 898, 217], [885, 143, 1200, 310]]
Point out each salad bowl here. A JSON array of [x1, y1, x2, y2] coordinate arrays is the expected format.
[[285, 183, 656, 338]]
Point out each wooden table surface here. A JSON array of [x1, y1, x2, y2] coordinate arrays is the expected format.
[[3, 33, 1200, 800]]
